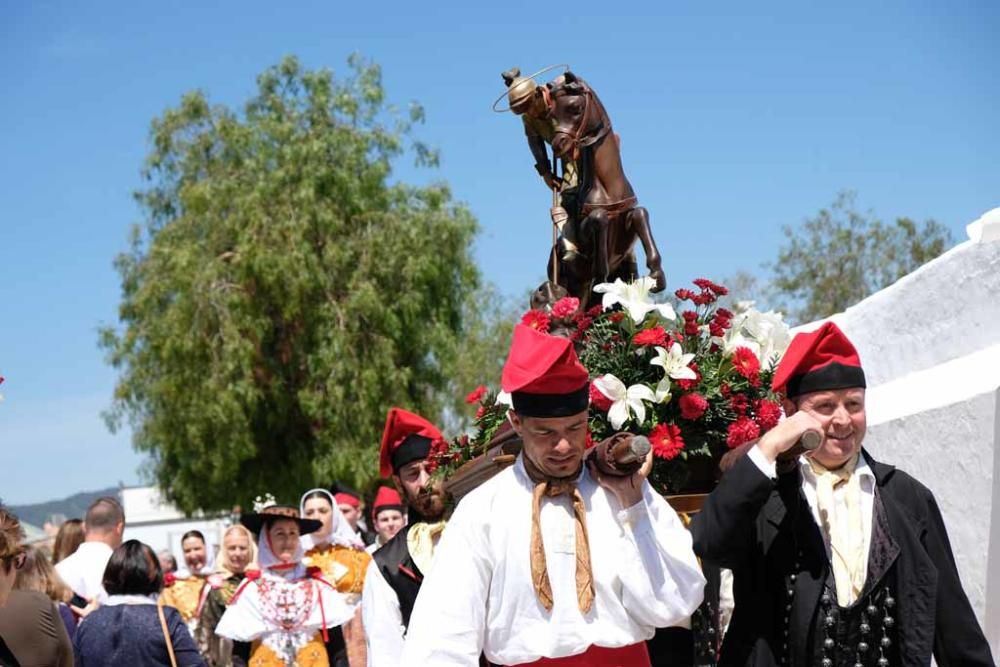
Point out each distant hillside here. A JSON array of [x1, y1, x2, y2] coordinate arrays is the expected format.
[[8, 487, 119, 527]]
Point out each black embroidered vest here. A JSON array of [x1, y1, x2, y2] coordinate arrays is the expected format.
[[372, 521, 425, 631], [809, 492, 901, 667]]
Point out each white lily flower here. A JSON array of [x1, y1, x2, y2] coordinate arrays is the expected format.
[[653, 378, 672, 403], [650, 343, 697, 381], [496, 390, 513, 407], [721, 308, 791, 368], [593, 277, 676, 324], [592, 373, 656, 430]]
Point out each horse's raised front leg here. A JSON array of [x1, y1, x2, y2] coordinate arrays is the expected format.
[[627, 206, 665, 292]]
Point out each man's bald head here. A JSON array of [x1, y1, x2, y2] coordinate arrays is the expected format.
[[85, 497, 125, 548]]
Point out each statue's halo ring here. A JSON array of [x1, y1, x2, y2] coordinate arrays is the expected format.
[[492, 64, 570, 113]]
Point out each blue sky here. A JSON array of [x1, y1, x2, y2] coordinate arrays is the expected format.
[[1, 1, 997, 505]]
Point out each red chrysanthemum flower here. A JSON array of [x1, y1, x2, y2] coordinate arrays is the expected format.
[[693, 278, 729, 296], [679, 393, 709, 421], [608, 312, 626, 323], [731, 346, 761, 380], [589, 383, 613, 412], [729, 393, 750, 415], [551, 296, 581, 319], [586, 305, 603, 318], [712, 312, 732, 331], [465, 385, 487, 405], [475, 405, 486, 419], [754, 399, 783, 431], [716, 307, 734, 320], [632, 326, 668, 347], [677, 362, 701, 391], [720, 382, 732, 397], [726, 416, 761, 448], [684, 322, 700, 336], [709, 322, 726, 338], [681, 310, 698, 321], [574, 315, 594, 332], [650, 423, 685, 460], [674, 288, 695, 301], [521, 309, 551, 333]]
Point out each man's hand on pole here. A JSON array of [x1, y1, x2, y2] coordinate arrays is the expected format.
[[756, 411, 826, 464]]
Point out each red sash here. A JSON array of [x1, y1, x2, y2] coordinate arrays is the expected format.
[[508, 642, 651, 667]]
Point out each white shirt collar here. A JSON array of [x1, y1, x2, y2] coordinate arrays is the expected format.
[[514, 453, 588, 487], [104, 593, 158, 606], [76, 541, 115, 555]]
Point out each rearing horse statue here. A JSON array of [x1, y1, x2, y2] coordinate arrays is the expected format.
[[547, 71, 665, 300], [499, 68, 666, 307]]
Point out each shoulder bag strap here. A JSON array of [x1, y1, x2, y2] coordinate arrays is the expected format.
[[157, 602, 179, 667]]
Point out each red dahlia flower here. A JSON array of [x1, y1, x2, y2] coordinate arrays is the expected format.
[[726, 416, 761, 448], [521, 309, 551, 333], [731, 346, 761, 381], [650, 423, 685, 460], [679, 393, 709, 420], [632, 326, 668, 347], [551, 296, 581, 319], [754, 399, 783, 431]]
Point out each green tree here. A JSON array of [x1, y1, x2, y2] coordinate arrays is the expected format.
[[768, 191, 953, 323], [100, 56, 501, 513]]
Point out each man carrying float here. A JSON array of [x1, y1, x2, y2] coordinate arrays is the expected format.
[[400, 323, 706, 666]]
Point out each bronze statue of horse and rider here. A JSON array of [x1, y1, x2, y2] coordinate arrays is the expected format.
[[498, 67, 666, 309]]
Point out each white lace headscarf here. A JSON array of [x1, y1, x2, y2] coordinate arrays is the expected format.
[[299, 488, 365, 551], [257, 516, 308, 580]]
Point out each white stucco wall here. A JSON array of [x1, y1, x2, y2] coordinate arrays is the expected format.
[[796, 207, 1000, 655]]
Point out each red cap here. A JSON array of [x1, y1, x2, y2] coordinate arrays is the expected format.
[[379, 408, 445, 478], [501, 324, 589, 417], [333, 492, 360, 509], [372, 486, 404, 516], [772, 321, 866, 398]]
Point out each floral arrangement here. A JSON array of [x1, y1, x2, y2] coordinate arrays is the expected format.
[[431, 277, 792, 496]]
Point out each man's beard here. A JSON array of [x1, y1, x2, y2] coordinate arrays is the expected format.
[[403, 485, 447, 521]]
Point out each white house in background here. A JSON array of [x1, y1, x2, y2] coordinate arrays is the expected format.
[[120, 485, 232, 567], [793, 206, 1000, 657]]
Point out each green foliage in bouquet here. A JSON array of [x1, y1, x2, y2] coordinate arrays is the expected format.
[[426, 386, 510, 478]]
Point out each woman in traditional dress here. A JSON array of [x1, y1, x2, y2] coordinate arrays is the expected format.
[[299, 489, 371, 666], [198, 524, 258, 666], [215, 499, 354, 667], [161, 530, 214, 637]]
